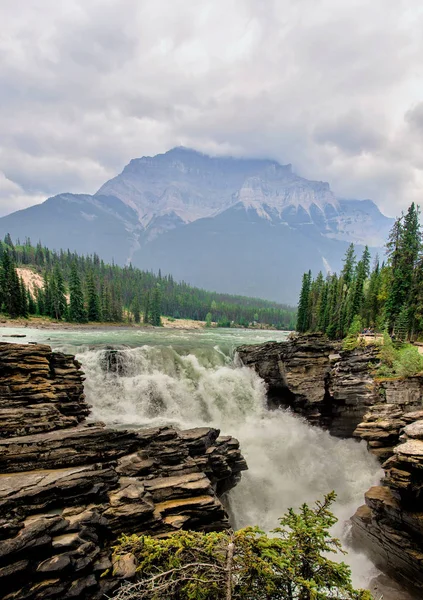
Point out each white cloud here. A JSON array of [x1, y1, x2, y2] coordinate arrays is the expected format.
[[1, 0, 423, 218], [0, 172, 45, 216]]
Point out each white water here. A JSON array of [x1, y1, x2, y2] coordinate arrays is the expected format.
[[1, 326, 383, 589], [74, 341, 382, 589]]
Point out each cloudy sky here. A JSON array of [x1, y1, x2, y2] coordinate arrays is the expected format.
[[1, 0, 423, 217]]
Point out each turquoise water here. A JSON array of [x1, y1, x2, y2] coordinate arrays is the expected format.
[[0, 326, 289, 354]]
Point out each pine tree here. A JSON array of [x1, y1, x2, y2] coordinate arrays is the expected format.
[[27, 289, 37, 315], [296, 271, 311, 332], [19, 277, 28, 317], [363, 258, 381, 328], [410, 257, 423, 338], [86, 270, 100, 321], [325, 274, 339, 339], [132, 295, 141, 324], [43, 273, 53, 317], [0, 252, 25, 318], [350, 246, 370, 322], [341, 243, 356, 287], [308, 271, 324, 331], [317, 278, 329, 331], [144, 291, 151, 324], [3, 233, 14, 248], [69, 262, 87, 323], [8, 267, 23, 318], [101, 281, 112, 322], [51, 265, 68, 320], [385, 203, 421, 331], [150, 285, 162, 326], [395, 304, 410, 343]]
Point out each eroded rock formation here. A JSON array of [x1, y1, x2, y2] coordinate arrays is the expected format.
[[351, 376, 423, 593], [237, 333, 379, 436], [0, 342, 247, 600]]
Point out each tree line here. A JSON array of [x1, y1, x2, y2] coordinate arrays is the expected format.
[[0, 236, 296, 328], [297, 202, 423, 341]]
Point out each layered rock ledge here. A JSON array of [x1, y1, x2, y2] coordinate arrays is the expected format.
[[0, 342, 247, 600], [237, 333, 379, 437], [351, 376, 423, 593]]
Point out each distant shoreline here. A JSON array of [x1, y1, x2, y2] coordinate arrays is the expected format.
[[0, 316, 282, 333]]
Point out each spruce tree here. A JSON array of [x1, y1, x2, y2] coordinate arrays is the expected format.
[[27, 289, 37, 315], [132, 295, 141, 324], [19, 277, 28, 317], [350, 246, 370, 322], [150, 285, 162, 326], [363, 258, 381, 328], [144, 291, 151, 324], [317, 278, 329, 331], [395, 304, 410, 343], [101, 281, 112, 322], [325, 274, 339, 339], [50, 265, 68, 320], [86, 270, 100, 322], [341, 243, 356, 287], [69, 262, 87, 323], [410, 257, 423, 338], [8, 267, 23, 318], [296, 271, 311, 332], [385, 203, 421, 331]]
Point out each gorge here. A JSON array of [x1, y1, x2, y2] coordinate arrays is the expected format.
[[0, 327, 421, 599]]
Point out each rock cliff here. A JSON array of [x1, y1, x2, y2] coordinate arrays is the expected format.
[[237, 333, 379, 437], [237, 335, 423, 595], [351, 376, 423, 593], [0, 342, 247, 600]]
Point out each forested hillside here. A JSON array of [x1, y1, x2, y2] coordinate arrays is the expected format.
[[0, 235, 296, 329], [297, 202, 422, 341]]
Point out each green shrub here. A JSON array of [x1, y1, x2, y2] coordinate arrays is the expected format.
[[378, 331, 396, 368], [342, 315, 363, 351], [112, 493, 372, 600], [393, 345, 423, 377]]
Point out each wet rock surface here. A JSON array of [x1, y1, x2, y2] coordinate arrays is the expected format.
[[0, 342, 247, 600]]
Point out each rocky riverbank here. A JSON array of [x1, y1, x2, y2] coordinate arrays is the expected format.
[[0, 342, 247, 600], [238, 333, 423, 595]]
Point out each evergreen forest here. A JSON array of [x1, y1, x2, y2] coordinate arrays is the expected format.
[[296, 202, 423, 342], [0, 235, 296, 329]]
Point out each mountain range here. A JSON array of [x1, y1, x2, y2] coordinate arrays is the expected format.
[[0, 147, 393, 304]]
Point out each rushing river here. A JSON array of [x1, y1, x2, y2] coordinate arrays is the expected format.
[[2, 326, 385, 591]]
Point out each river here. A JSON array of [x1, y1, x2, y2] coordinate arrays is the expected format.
[[1, 326, 402, 596]]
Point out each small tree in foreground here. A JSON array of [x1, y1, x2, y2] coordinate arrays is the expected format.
[[111, 493, 372, 600]]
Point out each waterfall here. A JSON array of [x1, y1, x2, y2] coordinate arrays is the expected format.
[[75, 343, 382, 589]]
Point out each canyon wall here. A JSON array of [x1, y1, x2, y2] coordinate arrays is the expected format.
[[0, 342, 247, 600], [238, 334, 423, 594], [237, 333, 379, 437]]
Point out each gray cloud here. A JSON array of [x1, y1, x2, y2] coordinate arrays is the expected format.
[[1, 0, 423, 217]]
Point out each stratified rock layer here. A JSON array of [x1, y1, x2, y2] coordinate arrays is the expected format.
[[237, 333, 379, 436], [351, 376, 423, 593], [0, 343, 247, 600]]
